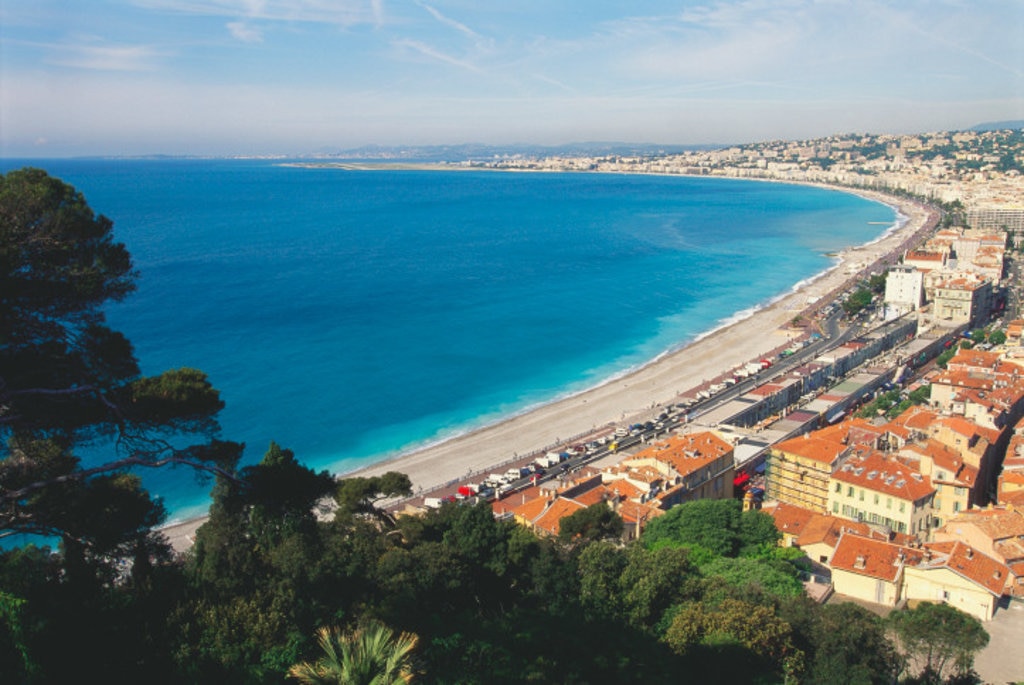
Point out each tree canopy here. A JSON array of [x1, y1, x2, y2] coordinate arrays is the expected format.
[[0, 168, 242, 548]]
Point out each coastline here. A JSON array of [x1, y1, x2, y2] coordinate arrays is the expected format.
[[160, 183, 936, 553]]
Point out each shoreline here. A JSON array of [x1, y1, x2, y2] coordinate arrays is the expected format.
[[160, 181, 937, 554]]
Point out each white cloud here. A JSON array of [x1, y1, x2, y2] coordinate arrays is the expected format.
[[45, 41, 164, 71], [131, 0, 378, 26], [227, 20, 263, 42], [416, 2, 491, 51], [392, 39, 484, 74]]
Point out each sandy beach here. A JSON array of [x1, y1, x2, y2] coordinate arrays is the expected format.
[[161, 186, 937, 553]]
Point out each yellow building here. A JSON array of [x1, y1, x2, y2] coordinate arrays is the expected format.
[[830, 532, 922, 606], [903, 541, 1009, 621], [831, 533, 1010, 620], [898, 440, 978, 529], [766, 434, 851, 513], [827, 452, 935, 537]]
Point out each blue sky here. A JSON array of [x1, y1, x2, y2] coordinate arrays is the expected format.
[[2, 0, 1022, 157]]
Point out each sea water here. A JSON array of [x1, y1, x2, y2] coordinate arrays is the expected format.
[[0, 159, 895, 522]]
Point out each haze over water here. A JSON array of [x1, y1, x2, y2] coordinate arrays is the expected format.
[[0, 159, 895, 521]]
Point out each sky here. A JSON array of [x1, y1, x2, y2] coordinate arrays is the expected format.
[[2, 0, 1023, 157]]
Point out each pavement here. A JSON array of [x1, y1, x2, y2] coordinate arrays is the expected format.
[[975, 598, 1024, 684]]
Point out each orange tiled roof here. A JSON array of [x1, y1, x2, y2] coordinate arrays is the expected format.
[[573, 486, 612, 507], [602, 478, 645, 501], [625, 431, 733, 478], [933, 415, 1000, 445], [831, 533, 924, 582], [920, 541, 1010, 596], [532, 497, 587, 536], [906, 250, 945, 262], [510, 494, 553, 523], [944, 508, 1024, 541], [774, 434, 848, 465], [1000, 471, 1024, 487], [832, 452, 934, 502], [946, 348, 1003, 371], [797, 515, 869, 550], [616, 500, 666, 526], [1002, 490, 1024, 508], [993, 537, 1024, 564], [900, 440, 977, 487], [763, 501, 816, 537], [890, 405, 938, 432]]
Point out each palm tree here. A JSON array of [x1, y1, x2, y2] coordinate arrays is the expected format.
[[288, 621, 419, 685]]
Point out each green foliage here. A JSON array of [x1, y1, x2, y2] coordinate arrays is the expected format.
[[288, 622, 418, 685], [868, 273, 887, 294], [738, 508, 783, 556], [0, 167, 135, 343], [577, 541, 628, 621], [642, 498, 742, 556], [842, 288, 874, 316], [856, 389, 900, 418], [989, 329, 1007, 345], [335, 472, 412, 528], [641, 499, 779, 561], [663, 598, 802, 681], [618, 545, 696, 628], [908, 384, 931, 404], [699, 556, 804, 599], [935, 341, 972, 369], [802, 602, 898, 684], [889, 602, 989, 682], [0, 168, 240, 559], [557, 502, 623, 543], [0, 590, 32, 680], [970, 328, 987, 343]]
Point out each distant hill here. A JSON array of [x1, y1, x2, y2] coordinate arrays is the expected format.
[[970, 120, 1024, 132]]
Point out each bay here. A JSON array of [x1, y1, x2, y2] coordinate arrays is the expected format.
[[0, 159, 895, 522]]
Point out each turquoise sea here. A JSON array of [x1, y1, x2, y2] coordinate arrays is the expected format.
[[0, 159, 896, 522]]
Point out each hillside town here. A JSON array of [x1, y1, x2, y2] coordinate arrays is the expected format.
[[407, 128, 1024, 625]]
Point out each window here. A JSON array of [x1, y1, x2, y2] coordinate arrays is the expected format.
[[954, 501, 961, 512], [847, 486, 854, 497], [859, 489, 865, 501], [832, 501, 839, 513], [887, 497, 892, 509], [835, 482, 841, 493], [899, 501, 906, 513], [874, 493, 880, 504]]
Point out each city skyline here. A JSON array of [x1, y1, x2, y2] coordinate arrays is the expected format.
[[2, 0, 1023, 157]]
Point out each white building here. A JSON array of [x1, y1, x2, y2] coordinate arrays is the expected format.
[[885, 265, 925, 318]]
